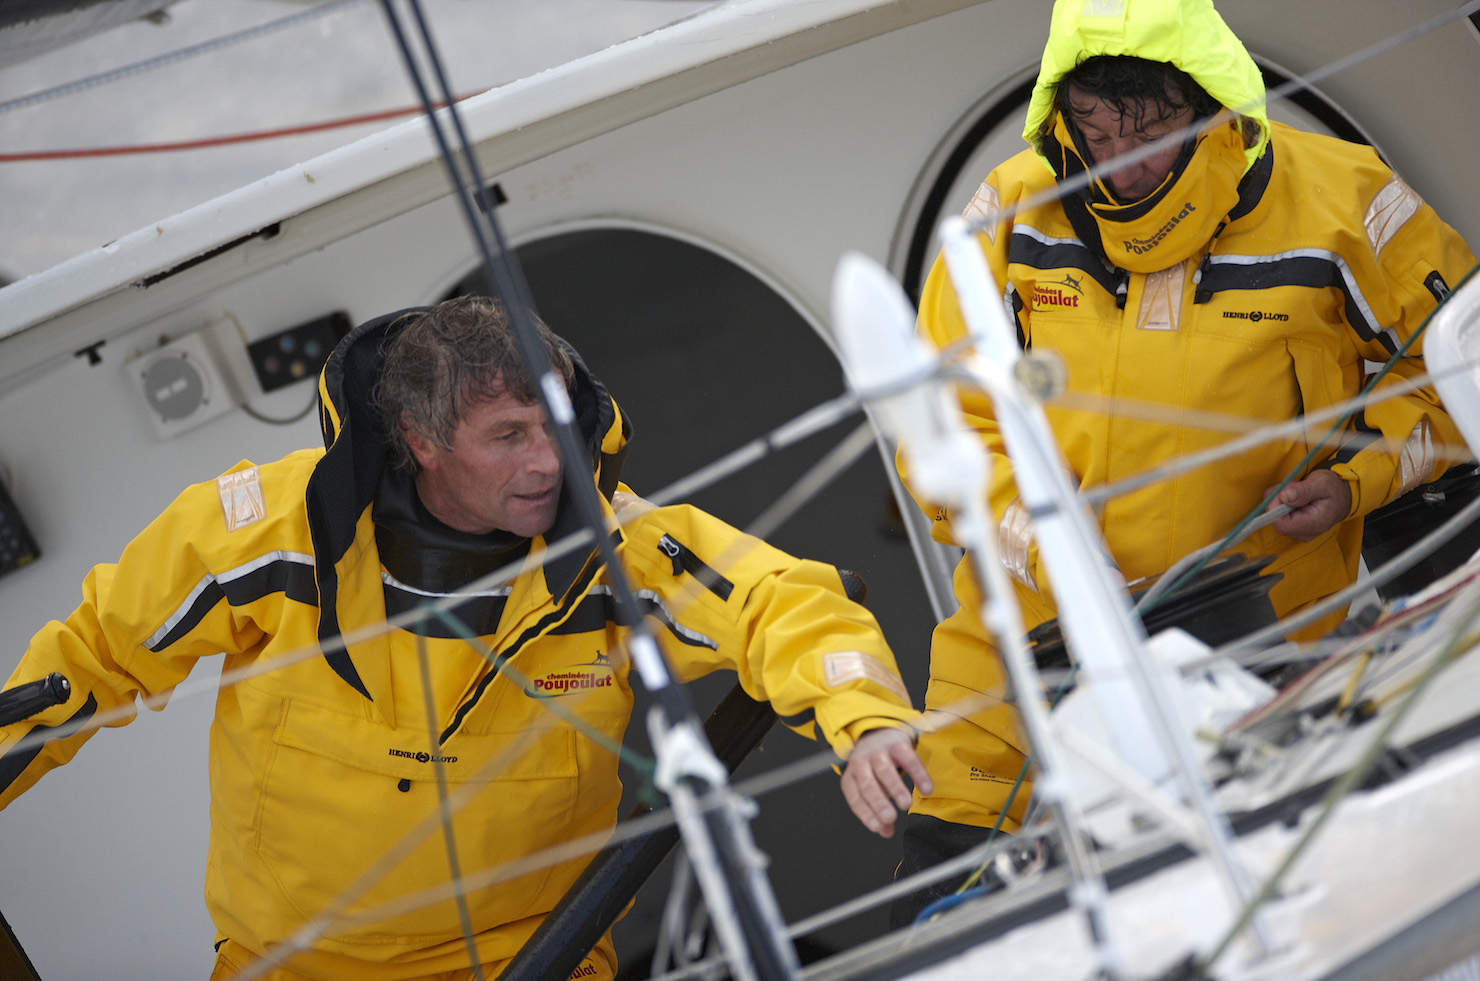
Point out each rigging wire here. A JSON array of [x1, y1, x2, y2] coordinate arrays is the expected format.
[[343, 1, 1480, 970], [373, 0, 668, 698], [745, 420, 876, 541], [230, 690, 572, 979], [8, 0, 1480, 970], [921, 350, 1478, 935], [939, 37, 1480, 905], [41, 418, 1466, 963], [234, 0, 793, 970], [26, 233, 1480, 981], [1222, 568, 1480, 728], [13, 283, 1475, 981], [236, 741, 854, 973], [1133, 504, 1292, 613], [415, 632, 489, 981], [322, 9, 825, 976]]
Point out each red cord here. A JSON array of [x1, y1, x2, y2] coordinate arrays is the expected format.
[[0, 93, 479, 161]]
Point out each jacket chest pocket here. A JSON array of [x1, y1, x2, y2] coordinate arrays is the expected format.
[[253, 698, 580, 945]]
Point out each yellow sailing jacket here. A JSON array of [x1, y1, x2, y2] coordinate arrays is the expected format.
[[901, 0, 1473, 849], [0, 310, 919, 978], [919, 122, 1473, 637]]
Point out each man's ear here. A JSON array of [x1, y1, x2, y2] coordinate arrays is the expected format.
[[401, 416, 438, 471]]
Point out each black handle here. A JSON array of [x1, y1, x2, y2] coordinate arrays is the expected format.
[[0, 673, 70, 728]]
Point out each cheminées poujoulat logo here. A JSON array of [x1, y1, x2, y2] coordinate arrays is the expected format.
[[1033, 272, 1084, 309], [530, 652, 615, 699], [1123, 201, 1196, 255]]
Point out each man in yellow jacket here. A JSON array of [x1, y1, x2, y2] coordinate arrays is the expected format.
[[895, 0, 1476, 921], [0, 294, 931, 979]]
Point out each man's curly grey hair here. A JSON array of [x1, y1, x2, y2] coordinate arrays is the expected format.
[[374, 294, 574, 474]]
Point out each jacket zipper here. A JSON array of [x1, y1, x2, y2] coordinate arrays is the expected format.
[[658, 534, 734, 601]]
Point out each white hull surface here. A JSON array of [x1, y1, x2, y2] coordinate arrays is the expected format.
[[3, 2, 1480, 978]]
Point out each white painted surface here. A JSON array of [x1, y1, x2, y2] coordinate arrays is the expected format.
[[1, 1, 1479, 978]]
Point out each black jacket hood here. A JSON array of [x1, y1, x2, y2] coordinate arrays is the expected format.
[[304, 305, 631, 699]]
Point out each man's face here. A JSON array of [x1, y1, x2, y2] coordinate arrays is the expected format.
[[1066, 87, 1198, 203], [406, 383, 563, 537]]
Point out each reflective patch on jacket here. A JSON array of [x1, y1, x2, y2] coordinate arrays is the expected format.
[[1137, 260, 1191, 331], [217, 467, 265, 532], [823, 650, 910, 703], [1396, 420, 1436, 498], [999, 498, 1038, 594], [1365, 175, 1422, 257], [964, 180, 1002, 244]]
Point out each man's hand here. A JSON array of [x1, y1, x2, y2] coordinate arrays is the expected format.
[[1267, 470, 1352, 542], [840, 727, 933, 838]]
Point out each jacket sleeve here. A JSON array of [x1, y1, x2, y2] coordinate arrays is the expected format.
[[1323, 174, 1476, 519], [904, 173, 1051, 596], [0, 462, 275, 808], [618, 502, 920, 758]]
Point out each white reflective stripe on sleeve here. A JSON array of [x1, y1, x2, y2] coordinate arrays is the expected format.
[[144, 551, 315, 650], [632, 588, 718, 649], [586, 585, 719, 650], [1014, 225, 1086, 252]]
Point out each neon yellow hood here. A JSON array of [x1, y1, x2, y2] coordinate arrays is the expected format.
[[1023, 0, 1269, 174]]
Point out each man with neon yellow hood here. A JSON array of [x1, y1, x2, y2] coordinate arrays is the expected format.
[[894, 0, 1476, 920]]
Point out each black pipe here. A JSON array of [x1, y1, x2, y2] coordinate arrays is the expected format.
[[0, 907, 42, 980]]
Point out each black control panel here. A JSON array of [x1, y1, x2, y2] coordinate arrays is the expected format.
[[247, 311, 351, 393], [0, 479, 40, 580]]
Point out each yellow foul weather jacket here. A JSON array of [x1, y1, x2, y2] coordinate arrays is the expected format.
[[903, 0, 1475, 838], [0, 309, 921, 979]]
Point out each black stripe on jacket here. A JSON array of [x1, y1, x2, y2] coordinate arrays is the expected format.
[[1200, 252, 1394, 351], [0, 694, 98, 795], [146, 556, 319, 653]]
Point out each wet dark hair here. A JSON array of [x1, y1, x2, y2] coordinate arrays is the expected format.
[[1056, 55, 1222, 130], [374, 293, 574, 474]]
